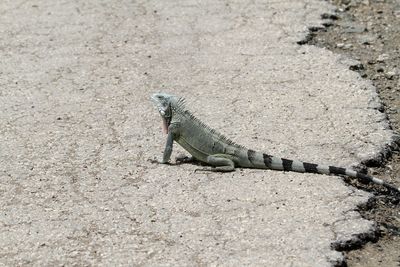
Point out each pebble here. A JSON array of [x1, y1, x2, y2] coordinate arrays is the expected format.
[[377, 53, 389, 62], [385, 71, 397, 79], [343, 43, 353, 49], [357, 34, 376, 45], [321, 13, 338, 20], [342, 22, 366, 33], [349, 63, 364, 71]]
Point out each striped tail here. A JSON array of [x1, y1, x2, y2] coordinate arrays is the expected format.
[[245, 149, 400, 195]]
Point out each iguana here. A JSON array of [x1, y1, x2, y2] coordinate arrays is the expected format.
[[151, 92, 400, 195]]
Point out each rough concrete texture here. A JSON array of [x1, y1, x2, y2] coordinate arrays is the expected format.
[[0, 0, 395, 266]]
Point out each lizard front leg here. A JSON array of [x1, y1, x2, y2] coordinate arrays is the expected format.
[[161, 130, 175, 164], [160, 123, 180, 164]]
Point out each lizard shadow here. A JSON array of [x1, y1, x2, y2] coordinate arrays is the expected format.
[[174, 155, 207, 167]]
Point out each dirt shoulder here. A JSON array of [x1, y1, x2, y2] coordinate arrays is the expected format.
[[308, 0, 400, 266]]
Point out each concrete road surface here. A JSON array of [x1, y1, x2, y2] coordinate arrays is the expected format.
[[0, 0, 395, 266]]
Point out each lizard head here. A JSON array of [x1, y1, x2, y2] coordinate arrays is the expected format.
[[151, 92, 179, 134]]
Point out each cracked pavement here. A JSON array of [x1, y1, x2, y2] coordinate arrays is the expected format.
[[0, 0, 396, 266]]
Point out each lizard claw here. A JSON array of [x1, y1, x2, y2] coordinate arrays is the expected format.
[[175, 155, 195, 164], [148, 158, 159, 164], [148, 157, 171, 165]]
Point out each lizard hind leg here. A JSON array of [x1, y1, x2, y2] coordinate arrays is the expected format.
[[206, 154, 236, 172]]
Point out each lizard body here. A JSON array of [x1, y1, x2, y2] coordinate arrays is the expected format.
[[151, 92, 400, 195]]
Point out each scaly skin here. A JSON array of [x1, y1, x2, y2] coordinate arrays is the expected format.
[[151, 92, 400, 195]]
